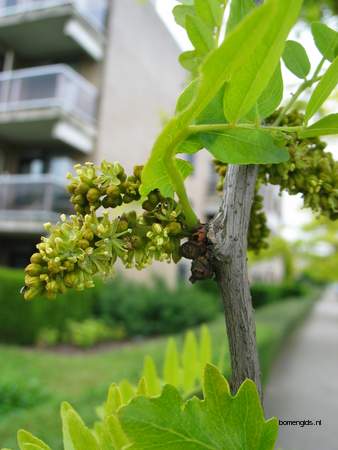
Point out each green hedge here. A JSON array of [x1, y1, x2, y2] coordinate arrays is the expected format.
[[250, 281, 310, 308], [93, 278, 219, 337], [0, 267, 95, 345], [0, 268, 220, 346], [197, 278, 310, 309]]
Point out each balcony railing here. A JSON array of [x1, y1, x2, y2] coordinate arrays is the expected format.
[[0, 173, 73, 223], [0, 64, 97, 124], [0, 0, 108, 32]]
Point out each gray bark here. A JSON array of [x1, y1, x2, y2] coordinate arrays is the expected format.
[[208, 164, 262, 400]]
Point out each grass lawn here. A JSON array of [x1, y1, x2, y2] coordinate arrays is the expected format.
[[0, 294, 318, 449]]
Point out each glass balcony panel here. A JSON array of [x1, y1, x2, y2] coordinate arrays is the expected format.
[[0, 0, 108, 31], [0, 174, 73, 217], [0, 65, 97, 124]]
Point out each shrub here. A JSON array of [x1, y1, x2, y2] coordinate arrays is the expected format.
[[93, 277, 220, 337], [64, 319, 125, 348], [250, 281, 310, 308], [0, 376, 48, 415], [0, 268, 220, 346], [0, 267, 95, 345]]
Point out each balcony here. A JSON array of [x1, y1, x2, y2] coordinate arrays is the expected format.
[[0, 0, 107, 60], [0, 64, 97, 153], [0, 173, 73, 234]]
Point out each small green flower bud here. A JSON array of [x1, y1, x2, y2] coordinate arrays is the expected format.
[[133, 165, 143, 179], [75, 182, 91, 195], [83, 230, 94, 242], [106, 185, 120, 198], [64, 272, 78, 288], [79, 239, 90, 249], [166, 222, 182, 236], [86, 188, 101, 203], [24, 285, 43, 301], [30, 253, 43, 264], [25, 263, 43, 276], [73, 194, 86, 206], [117, 219, 129, 233]]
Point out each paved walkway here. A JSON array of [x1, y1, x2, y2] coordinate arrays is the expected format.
[[264, 286, 338, 450]]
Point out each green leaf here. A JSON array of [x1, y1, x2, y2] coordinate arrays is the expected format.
[[300, 114, 338, 137], [185, 14, 215, 55], [178, 50, 202, 73], [104, 384, 122, 417], [195, 86, 226, 124], [305, 56, 338, 121], [176, 80, 199, 114], [61, 403, 100, 450], [173, 4, 195, 27], [199, 128, 289, 164], [119, 364, 278, 450], [282, 40, 310, 79], [195, 0, 223, 28], [182, 330, 198, 393], [247, 63, 283, 120], [94, 422, 115, 450], [140, 156, 193, 199], [119, 380, 135, 404], [199, 325, 212, 380], [17, 431, 51, 450], [226, 0, 255, 33], [163, 338, 180, 387], [312, 22, 338, 62], [136, 377, 148, 396], [143, 356, 161, 397], [176, 136, 204, 155], [105, 416, 129, 450], [223, 0, 302, 123], [141, 0, 286, 199]]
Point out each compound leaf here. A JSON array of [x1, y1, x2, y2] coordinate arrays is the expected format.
[[223, 0, 302, 123], [305, 56, 338, 121], [141, 0, 292, 198], [312, 22, 338, 62], [199, 128, 289, 164], [119, 364, 278, 450], [282, 40, 310, 79], [300, 113, 338, 137]]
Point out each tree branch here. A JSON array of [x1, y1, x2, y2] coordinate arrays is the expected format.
[[208, 164, 262, 400]]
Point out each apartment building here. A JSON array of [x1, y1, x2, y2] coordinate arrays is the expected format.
[[0, 0, 188, 270], [0, 0, 283, 282]]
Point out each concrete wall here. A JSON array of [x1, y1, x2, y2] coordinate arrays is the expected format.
[[95, 0, 186, 169]]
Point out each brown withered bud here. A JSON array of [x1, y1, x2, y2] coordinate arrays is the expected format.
[[190, 255, 214, 283], [181, 240, 206, 260]]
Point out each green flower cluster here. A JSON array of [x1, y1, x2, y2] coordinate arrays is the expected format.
[[67, 161, 142, 214], [23, 163, 191, 300], [262, 112, 338, 221], [214, 111, 338, 252]]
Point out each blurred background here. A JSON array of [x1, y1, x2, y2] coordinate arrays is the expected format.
[[0, 1, 336, 449]]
